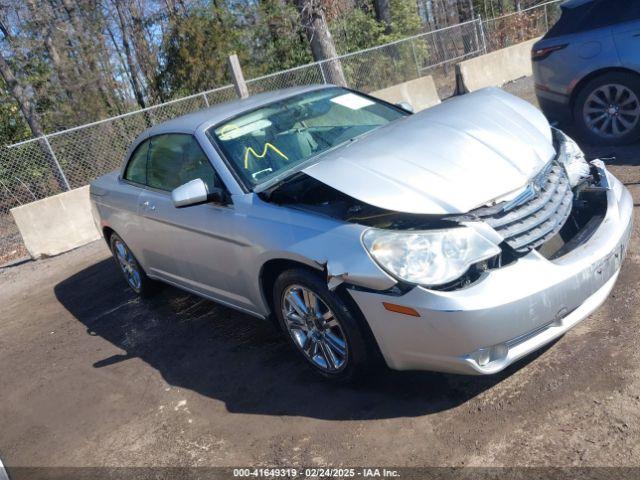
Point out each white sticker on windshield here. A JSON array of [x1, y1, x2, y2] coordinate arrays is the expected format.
[[330, 93, 375, 110]]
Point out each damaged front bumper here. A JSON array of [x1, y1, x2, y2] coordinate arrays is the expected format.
[[348, 163, 633, 374]]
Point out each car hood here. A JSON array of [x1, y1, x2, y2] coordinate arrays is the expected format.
[[301, 88, 556, 215]]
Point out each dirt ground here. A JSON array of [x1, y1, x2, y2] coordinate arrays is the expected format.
[[1, 81, 640, 473]]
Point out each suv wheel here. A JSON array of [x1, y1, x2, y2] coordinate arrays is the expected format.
[[573, 72, 640, 146], [273, 268, 373, 382]]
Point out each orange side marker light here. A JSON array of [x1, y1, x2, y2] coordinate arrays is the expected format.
[[382, 302, 420, 317]]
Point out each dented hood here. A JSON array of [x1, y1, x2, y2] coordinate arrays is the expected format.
[[302, 88, 556, 215]]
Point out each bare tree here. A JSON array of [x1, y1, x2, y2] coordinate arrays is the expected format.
[[129, 0, 161, 102], [59, 0, 116, 114], [24, 0, 75, 103], [112, 0, 147, 108], [164, 0, 187, 19], [0, 48, 69, 189], [293, 0, 346, 86], [0, 52, 43, 138], [434, 0, 460, 27]]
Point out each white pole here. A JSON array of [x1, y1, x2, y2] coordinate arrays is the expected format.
[[228, 54, 249, 99]]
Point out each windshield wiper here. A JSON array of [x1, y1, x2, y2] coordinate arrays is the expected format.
[[260, 171, 306, 200]]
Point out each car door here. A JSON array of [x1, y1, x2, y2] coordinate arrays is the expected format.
[[139, 133, 254, 311], [116, 138, 151, 262]]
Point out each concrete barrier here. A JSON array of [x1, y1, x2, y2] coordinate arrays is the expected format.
[[371, 75, 441, 112], [456, 38, 541, 93], [11, 185, 101, 258]]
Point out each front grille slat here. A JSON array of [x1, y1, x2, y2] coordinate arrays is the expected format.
[[488, 174, 561, 229], [473, 162, 573, 254], [498, 185, 569, 238], [508, 190, 573, 251]]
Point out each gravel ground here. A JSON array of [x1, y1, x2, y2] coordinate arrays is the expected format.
[[1, 80, 639, 474]]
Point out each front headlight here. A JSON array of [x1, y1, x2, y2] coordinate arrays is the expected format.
[[362, 227, 501, 287], [554, 128, 591, 188]]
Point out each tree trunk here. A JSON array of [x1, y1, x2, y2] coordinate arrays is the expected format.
[[440, 0, 460, 26], [25, 0, 75, 103], [373, 0, 392, 31], [129, 1, 160, 102], [0, 53, 44, 138], [112, 0, 147, 108], [294, 0, 346, 86]]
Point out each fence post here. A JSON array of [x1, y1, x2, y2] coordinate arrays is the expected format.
[[544, 5, 549, 31], [201, 92, 210, 107], [478, 16, 488, 54], [41, 136, 71, 191], [319, 62, 327, 84], [472, 17, 481, 54], [228, 54, 249, 99], [410, 39, 421, 78]]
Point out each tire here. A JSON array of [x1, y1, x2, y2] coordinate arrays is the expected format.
[[572, 72, 640, 146], [273, 268, 373, 382], [109, 233, 156, 297]]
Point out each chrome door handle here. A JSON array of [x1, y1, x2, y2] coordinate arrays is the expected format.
[[142, 201, 156, 211]]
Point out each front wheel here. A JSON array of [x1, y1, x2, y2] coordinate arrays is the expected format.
[[273, 269, 374, 382], [109, 233, 156, 297], [573, 72, 640, 146]]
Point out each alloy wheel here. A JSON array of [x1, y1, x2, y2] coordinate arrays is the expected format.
[[281, 285, 348, 372], [583, 84, 640, 139], [113, 239, 142, 291]]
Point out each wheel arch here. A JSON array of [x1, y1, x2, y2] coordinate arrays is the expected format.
[[259, 258, 323, 323], [102, 226, 115, 246], [258, 257, 386, 366]]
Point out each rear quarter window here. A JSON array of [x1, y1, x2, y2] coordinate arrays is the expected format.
[[123, 139, 150, 185]]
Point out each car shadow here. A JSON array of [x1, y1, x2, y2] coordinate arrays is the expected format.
[[54, 258, 552, 420]]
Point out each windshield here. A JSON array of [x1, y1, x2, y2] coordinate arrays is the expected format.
[[209, 87, 407, 188]]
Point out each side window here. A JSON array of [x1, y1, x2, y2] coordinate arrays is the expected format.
[[582, 3, 630, 30], [619, 5, 640, 24], [123, 139, 150, 185], [147, 134, 223, 193]]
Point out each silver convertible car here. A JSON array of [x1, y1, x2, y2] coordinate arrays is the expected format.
[[90, 85, 633, 382]]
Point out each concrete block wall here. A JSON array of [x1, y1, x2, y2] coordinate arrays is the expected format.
[[456, 38, 541, 92], [371, 76, 441, 112], [10, 186, 101, 259]]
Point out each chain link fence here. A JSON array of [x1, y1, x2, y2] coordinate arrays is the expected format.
[[246, 18, 484, 96], [0, 1, 561, 265], [481, 0, 563, 51]]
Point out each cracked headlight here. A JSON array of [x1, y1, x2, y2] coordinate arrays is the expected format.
[[554, 128, 591, 188], [362, 227, 501, 287]]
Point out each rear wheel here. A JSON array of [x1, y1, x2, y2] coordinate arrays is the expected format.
[[273, 268, 373, 382], [573, 72, 640, 146], [109, 233, 156, 297]]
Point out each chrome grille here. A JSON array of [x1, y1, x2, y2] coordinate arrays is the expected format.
[[473, 162, 573, 253]]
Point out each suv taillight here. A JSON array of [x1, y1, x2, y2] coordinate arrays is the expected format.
[[532, 44, 568, 61]]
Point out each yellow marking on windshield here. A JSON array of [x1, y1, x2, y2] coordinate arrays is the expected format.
[[244, 143, 289, 169]]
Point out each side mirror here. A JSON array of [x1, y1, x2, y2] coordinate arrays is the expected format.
[[396, 101, 414, 113], [172, 178, 226, 208]]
